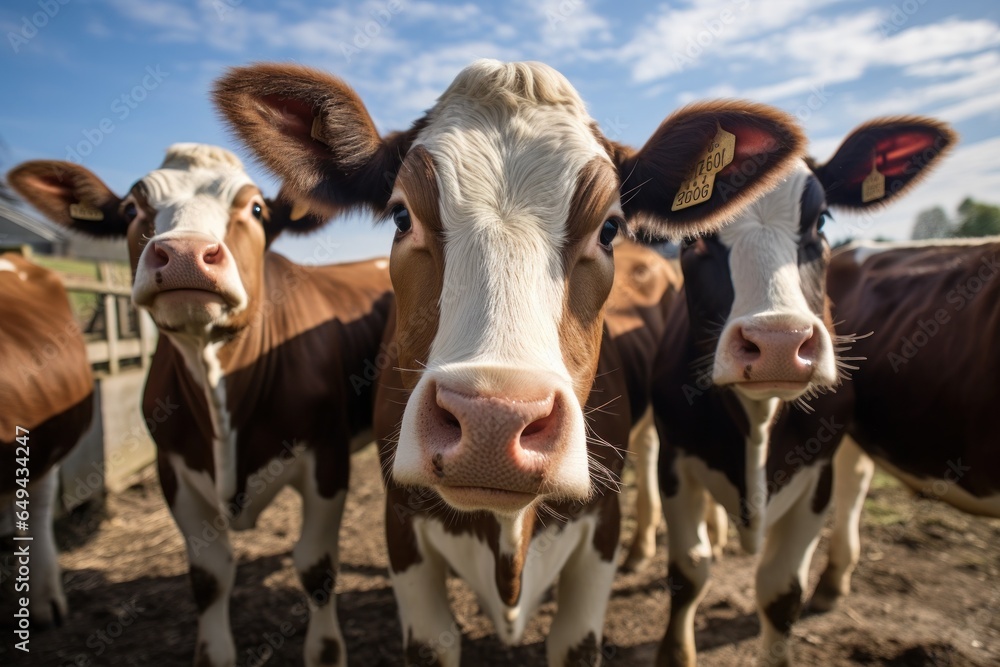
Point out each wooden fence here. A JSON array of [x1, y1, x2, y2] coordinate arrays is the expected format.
[[61, 263, 157, 373]]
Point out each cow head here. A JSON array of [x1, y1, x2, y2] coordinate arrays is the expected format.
[[213, 60, 805, 513], [8, 145, 324, 341], [681, 116, 956, 404]]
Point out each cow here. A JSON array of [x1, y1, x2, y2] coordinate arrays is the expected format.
[[603, 239, 683, 572], [646, 116, 956, 666], [212, 58, 806, 666], [8, 145, 394, 667], [813, 236, 1000, 612], [1, 253, 93, 631]]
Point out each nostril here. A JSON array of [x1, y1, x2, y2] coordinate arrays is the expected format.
[[797, 328, 819, 362], [522, 412, 554, 438], [152, 242, 170, 266], [202, 244, 222, 265], [434, 402, 461, 432], [735, 328, 761, 358]]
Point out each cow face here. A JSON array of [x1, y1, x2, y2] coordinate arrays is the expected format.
[[213, 59, 805, 513], [8, 145, 322, 340], [682, 116, 956, 404]]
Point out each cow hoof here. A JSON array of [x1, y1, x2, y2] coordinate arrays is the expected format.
[[809, 574, 846, 613]]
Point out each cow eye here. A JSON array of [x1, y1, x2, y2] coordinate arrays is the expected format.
[[818, 211, 832, 231], [123, 202, 138, 223], [252, 203, 263, 221], [392, 204, 411, 234], [599, 218, 620, 249]]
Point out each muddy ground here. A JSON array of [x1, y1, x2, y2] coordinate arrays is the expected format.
[[3, 443, 998, 666]]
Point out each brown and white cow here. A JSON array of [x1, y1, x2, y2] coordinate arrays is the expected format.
[[213, 59, 805, 666], [813, 236, 1000, 611], [647, 117, 956, 666], [1, 253, 93, 631], [9, 146, 394, 667]]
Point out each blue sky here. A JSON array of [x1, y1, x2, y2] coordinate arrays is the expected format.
[[3, 0, 999, 262]]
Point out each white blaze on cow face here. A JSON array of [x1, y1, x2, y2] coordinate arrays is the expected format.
[[389, 61, 621, 513], [710, 164, 837, 401], [129, 144, 259, 336]]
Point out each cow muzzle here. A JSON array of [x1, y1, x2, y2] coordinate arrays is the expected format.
[[133, 234, 247, 327], [714, 314, 833, 400], [393, 367, 590, 514]]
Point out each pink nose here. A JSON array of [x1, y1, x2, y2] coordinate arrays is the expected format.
[[728, 323, 819, 383], [419, 383, 570, 496], [143, 237, 231, 292]]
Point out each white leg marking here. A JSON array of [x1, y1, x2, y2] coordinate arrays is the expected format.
[[293, 457, 348, 667], [755, 467, 827, 667], [624, 406, 661, 572], [392, 521, 460, 667], [170, 459, 236, 667], [704, 495, 729, 561], [26, 466, 67, 627], [814, 437, 874, 612], [658, 457, 712, 667], [546, 533, 618, 667]]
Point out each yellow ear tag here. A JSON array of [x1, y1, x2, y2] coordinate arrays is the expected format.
[[310, 114, 325, 144], [861, 159, 886, 203], [289, 202, 310, 221], [69, 202, 104, 221], [672, 124, 737, 212]]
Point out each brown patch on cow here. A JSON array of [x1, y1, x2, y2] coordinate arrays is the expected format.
[[405, 629, 443, 667], [319, 637, 341, 665], [559, 159, 620, 404], [764, 579, 804, 637], [812, 461, 834, 514], [564, 631, 599, 667], [388, 146, 445, 391], [591, 492, 621, 562], [743, 364, 753, 380], [188, 565, 220, 614], [299, 554, 335, 607]]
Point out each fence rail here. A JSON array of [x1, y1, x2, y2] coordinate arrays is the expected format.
[[61, 264, 156, 375]]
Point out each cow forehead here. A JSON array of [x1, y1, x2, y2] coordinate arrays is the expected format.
[[717, 164, 813, 249], [414, 60, 610, 241], [139, 165, 255, 239]]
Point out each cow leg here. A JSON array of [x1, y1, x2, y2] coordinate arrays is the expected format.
[[812, 438, 874, 612], [168, 464, 236, 667], [704, 495, 728, 561], [390, 524, 459, 667], [755, 476, 829, 667], [547, 505, 620, 667], [656, 459, 712, 667], [623, 406, 661, 572], [27, 466, 67, 628], [294, 480, 348, 667]]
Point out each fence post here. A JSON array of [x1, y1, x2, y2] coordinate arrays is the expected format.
[[100, 263, 120, 375]]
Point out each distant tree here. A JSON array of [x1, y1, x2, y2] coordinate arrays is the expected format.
[[911, 206, 952, 240], [952, 198, 1000, 238]]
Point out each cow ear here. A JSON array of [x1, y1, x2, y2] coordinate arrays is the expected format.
[[7, 161, 128, 237], [213, 63, 414, 218], [616, 100, 805, 239], [261, 189, 330, 248], [812, 116, 957, 210]]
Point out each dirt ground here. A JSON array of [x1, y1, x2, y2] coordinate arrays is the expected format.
[[3, 443, 998, 666]]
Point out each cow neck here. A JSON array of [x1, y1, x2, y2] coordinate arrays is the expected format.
[[732, 392, 780, 553], [164, 331, 238, 511]]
